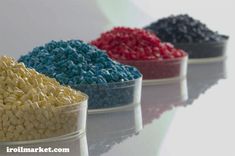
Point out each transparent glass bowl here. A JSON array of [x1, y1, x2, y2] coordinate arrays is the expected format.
[[0, 94, 88, 143], [117, 55, 188, 83], [76, 77, 142, 111], [174, 38, 228, 63]]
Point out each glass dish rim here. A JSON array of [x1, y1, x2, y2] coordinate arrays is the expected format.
[[172, 37, 229, 46], [115, 54, 188, 63], [88, 102, 141, 114], [0, 131, 86, 146]]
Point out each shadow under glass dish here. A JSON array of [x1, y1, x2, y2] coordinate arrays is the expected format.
[[141, 78, 188, 125], [187, 59, 227, 104], [87, 102, 143, 156]]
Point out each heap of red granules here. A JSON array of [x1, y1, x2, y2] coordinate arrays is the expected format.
[[91, 27, 186, 60]]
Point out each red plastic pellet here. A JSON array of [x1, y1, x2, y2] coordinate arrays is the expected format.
[[91, 27, 187, 80], [91, 27, 186, 61]]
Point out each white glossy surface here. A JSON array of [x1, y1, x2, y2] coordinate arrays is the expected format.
[[1, 60, 234, 156], [88, 59, 234, 156]]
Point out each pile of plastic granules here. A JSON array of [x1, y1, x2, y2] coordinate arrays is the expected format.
[[0, 56, 87, 141], [19, 40, 142, 109]]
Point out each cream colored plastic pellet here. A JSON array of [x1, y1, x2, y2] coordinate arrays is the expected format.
[[0, 56, 87, 141]]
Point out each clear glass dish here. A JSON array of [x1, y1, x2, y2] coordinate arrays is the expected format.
[[174, 38, 228, 63], [0, 93, 88, 144], [117, 55, 188, 84], [76, 76, 142, 111]]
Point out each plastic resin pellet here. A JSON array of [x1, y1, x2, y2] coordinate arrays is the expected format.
[[0, 56, 87, 142], [91, 27, 187, 80], [145, 14, 228, 43], [19, 40, 142, 109], [91, 27, 186, 60], [145, 14, 229, 59]]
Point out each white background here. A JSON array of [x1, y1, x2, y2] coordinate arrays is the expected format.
[[0, 0, 234, 59]]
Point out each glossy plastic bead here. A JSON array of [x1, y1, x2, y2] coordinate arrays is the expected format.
[[91, 27, 187, 80], [0, 56, 87, 141], [91, 27, 186, 61], [19, 40, 142, 109], [145, 14, 228, 43]]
